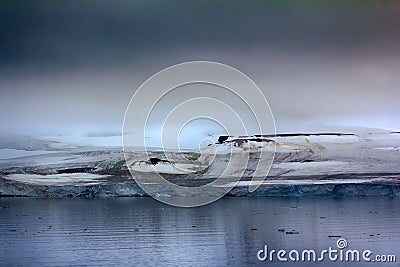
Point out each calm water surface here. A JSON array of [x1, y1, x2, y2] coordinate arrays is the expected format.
[[0, 197, 399, 266]]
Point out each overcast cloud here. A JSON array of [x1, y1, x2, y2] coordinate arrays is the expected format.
[[1, 0, 399, 146]]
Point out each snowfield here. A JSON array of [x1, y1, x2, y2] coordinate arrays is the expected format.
[[0, 132, 399, 197]]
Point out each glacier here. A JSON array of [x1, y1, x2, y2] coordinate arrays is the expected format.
[[0, 132, 399, 198]]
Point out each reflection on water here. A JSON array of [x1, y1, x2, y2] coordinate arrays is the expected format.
[[0, 197, 399, 266]]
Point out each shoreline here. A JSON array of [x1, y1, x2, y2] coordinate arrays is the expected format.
[[1, 177, 400, 198]]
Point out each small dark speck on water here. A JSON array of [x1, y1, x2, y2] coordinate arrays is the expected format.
[[251, 228, 258, 231]]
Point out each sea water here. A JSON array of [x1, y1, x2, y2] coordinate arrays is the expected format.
[[0, 197, 399, 266]]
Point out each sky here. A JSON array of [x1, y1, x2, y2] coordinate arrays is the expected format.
[[1, 0, 400, 148]]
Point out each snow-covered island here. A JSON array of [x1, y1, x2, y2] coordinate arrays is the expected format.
[[0, 131, 399, 197]]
